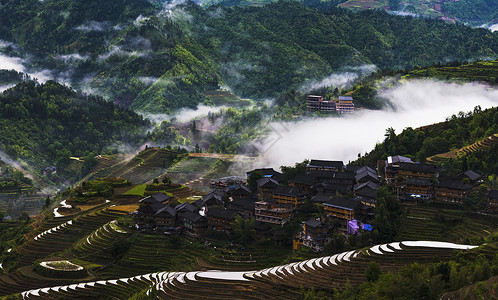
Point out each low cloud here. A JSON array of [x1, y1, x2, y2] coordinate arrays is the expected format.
[[299, 65, 377, 93], [56, 53, 89, 62], [241, 80, 498, 170], [388, 10, 418, 17], [0, 84, 15, 92], [141, 104, 226, 124], [0, 53, 24, 72], [75, 21, 110, 32]]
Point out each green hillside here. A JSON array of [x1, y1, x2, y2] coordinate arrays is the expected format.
[[0, 80, 149, 181], [1, 1, 498, 111]]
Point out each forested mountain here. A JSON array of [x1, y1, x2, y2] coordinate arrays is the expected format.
[[0, 80, 149, 178], [0, 0, 497, 112]]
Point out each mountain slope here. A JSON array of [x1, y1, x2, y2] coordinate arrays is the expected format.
[[1, 1, 498, 111]]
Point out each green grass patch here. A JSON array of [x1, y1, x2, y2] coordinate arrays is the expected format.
[[123, 185, 147, 196]]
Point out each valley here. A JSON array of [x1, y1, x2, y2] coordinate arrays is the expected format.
[[1, 0, 498, 299]]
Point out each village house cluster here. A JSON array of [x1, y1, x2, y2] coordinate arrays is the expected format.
[[133, 156, 498, 252], [306, 95, 355, 114]]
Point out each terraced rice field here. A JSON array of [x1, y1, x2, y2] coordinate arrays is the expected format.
[[19, 241, 477, 299], [428, 133, 498, 162], [398, 206, 495, 243], [93, 148, 182, 184]]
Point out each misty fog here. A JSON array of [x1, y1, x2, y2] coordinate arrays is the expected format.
[[247, 80, 498, 171]]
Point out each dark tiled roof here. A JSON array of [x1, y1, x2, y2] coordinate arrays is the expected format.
[[324, 198, 358, 210], [308, 170, 336, 179], [436, 179, 472, 190], [257, 177, 279, 188], [339, 96, 353, 101], [316, 183, 349, 194], [226, 184, 252, 195], [308, 159, 344, 169], [355, 188, 377, 199], [182, 211, 203, 222], [355, 181, 379, 191], [138, 202, 165, 214], [152, 193, 171, 202], [139, 196, 158, 204], [355, 166, 376, 174], [406, 178, 432, 186], [458, 170, 481, 181], [203, 190, 225, 202], [175, 202, 196, 213], [193, 199, 205, 207], [247, 168, 282, 180], [273, 185, 307, 197], [155, 205, 177, 217], [230, 198, 255, 210], [399, 162, 438, 173], [488, 190, 498, 199], [289, 174, 317, 186], [312, 194, 333, 203], [387, 155, 413, 165], [304, 219, 326, 228], [207, 208, 238, 220], [355, 170, 379, 183]]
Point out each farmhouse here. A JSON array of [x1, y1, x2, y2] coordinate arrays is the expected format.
[[307, 160, 344, 172], [435, 179, 473, 203], [488, 190, 498, 213], [255, 201, 293, 225], [293, 219, 329, 252]]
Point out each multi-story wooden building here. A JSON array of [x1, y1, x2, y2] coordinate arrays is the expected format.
[[307, 160, 344, 172], [257, 177, 279, 200], [272, 185, 308, 207], [288, 174, 317, 192], [254, 201, 293, 225], [435, 179, 472, 203], [293, 219, 329, 252], [336, 96, 355, 114], [396, 178, 433, 203], [488, 190, 498, 213], [323, 198, 357, 225], [180, 211, 207, 237], [206, 208, 238, 232], [397, 162, 439, 181]]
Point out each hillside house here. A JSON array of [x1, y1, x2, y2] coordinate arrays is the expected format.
[[336, 96, 355, 114], [307, 160, 344, 172], [487, 190, 498, 213], [210, 176, 246, 190], [354, 181, 379, 207], [257, 177, 279, 201], [225, 184, 252, 201], [180, 211, 207, 237], [435, 179, 472, 203], [384, 155, 413, 183], [396, 178, 433, 204], [323, 198, 357, 230], [306, 95, 324, 112], [288, 174, 317, 192], [154, 206, 177, 229], [247, 168, 283, 181], [254, 201, 293, 225], [315, 182, 349, 195], [397, 162, 439, 181], [206, 208, 238, 232], [293, 219, 329, 252], [202, 190, 226, 207], [272, 185, 308, 208], [228, 198, 255, 219], [456, 170, 481, 184]]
